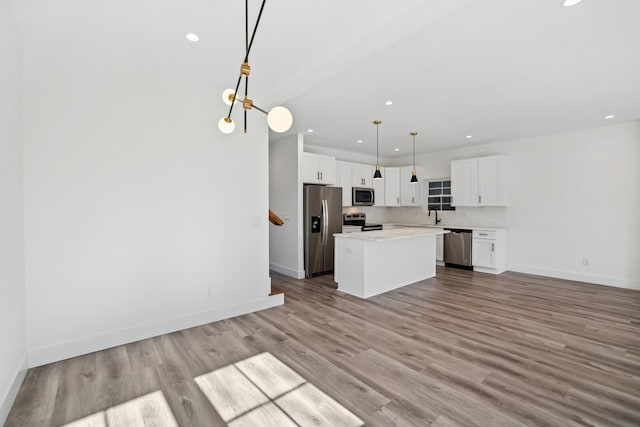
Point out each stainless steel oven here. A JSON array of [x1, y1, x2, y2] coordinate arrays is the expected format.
[[352, 187, 375, 206]]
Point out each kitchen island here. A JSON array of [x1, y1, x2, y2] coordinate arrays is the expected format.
[[334, 228, 449, 298]]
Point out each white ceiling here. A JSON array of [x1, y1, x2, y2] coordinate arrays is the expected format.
[[10, 0, 640, 156]]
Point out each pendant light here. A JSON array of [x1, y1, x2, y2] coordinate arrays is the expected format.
[[217, 0, 293, 135], [410, 131, 419, 183], [373, 120, 383, 180]]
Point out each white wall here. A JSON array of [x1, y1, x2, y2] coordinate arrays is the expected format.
[[23, 27, 278, 366], [269, 134, 305, 278], [304, 142, 381, 165], [412, 121, 640, 289], [0, 0, 27, 422]]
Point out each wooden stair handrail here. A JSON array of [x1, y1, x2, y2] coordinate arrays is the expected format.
[[269, 209, 284, 226]]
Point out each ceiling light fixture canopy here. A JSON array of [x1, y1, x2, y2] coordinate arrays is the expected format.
[[373, 120, 383, 180], [217, 0, 292, 135], [185, 33, 199, 42], [410, 132, 419, 183]]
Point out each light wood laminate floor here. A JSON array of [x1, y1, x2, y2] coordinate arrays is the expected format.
[[6, 267, 640, 426]]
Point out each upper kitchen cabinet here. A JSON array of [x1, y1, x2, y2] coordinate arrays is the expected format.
[[352, 163, 373, 188], [451, 158, 478, 206], [302, 152, 336, 185], [400, 166, 424, 207], [478, 156, 507, 206], [451, 155, 507, 207], [335, 160, 353, 206], [384, 167, 401, 207]]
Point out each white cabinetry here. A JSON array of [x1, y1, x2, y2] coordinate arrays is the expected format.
[[478, 156, 507, 206], [352, 163, 373, 188], [335, 161, 384, 206], [384, 167, 401, 207], [400, 166, 424, 207], [302, 152, 336, 185], [451, 155, 506, 207], [451, 158, 478, 206], [314, 159, 424, 208], [436, 234, 444, 265], [472, 229, 506, 274], [335, 160, 353, 206]]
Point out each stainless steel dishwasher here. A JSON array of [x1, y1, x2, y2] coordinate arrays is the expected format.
[[444, 228, 473, 270]]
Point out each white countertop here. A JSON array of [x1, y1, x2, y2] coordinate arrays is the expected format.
[[335, 227, 448, 241], [384, 223, 507, 231]]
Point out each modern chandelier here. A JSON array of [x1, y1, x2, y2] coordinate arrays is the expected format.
[[373, 120, 382, 180], [217, 0, 293, 135], [410, 131, 419, 183]]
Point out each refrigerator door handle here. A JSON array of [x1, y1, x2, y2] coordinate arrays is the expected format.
[[322, 199, 328, 246], [324, 199, 329, 246], [320, 199, 325, 246], [325, 199, 330, 246]]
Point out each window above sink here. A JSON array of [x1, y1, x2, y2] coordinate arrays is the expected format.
[[427, 179, 455, 211]]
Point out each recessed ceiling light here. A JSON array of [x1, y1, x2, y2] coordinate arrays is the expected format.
[[604, 115, 615, 120], [385, 100, 393, 106], [356, 140, 363, 143], [394, 148, 400, 152], [307, 129, 314, 133], [563, 0, 583, 6], [185, 33, 199, 42], [466, 135, 473, 139]]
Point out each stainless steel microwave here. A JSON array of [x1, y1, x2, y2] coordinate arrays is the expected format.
[[352, 187, 375, 206]]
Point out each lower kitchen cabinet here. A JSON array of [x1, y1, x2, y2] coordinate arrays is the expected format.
[[436, 234, 444, 265], [472, 229, 506, 274]]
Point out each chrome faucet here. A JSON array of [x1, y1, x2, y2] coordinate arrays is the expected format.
[[428, 209, 442, 225]]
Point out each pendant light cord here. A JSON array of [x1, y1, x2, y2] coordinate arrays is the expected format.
[[226, 0, 268, 121], [376, 123, 379, 164], [413, 134, 416, 170]]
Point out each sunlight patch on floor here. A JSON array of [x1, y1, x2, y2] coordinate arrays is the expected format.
[[63, 391, 178, 427], [195, 352, 364, 426]]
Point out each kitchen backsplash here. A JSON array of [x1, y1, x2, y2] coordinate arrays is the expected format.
[[343, 206, 507, 227]]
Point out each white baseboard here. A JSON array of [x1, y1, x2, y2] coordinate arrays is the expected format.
[[28, 295, 284, 368], [507, 264, 640, 290], [270, 263, 305, 279], [474, 266, 506, 275], [0, 355, 28, 426]]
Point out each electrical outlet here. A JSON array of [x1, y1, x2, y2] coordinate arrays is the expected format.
[[206, 287, 214, 297], [581, 258, 589, 267]]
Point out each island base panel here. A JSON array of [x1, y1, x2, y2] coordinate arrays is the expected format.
[[335, 236, 436, 298]]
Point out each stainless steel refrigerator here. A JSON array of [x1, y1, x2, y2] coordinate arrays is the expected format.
[[304, 185, 343, 278]]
